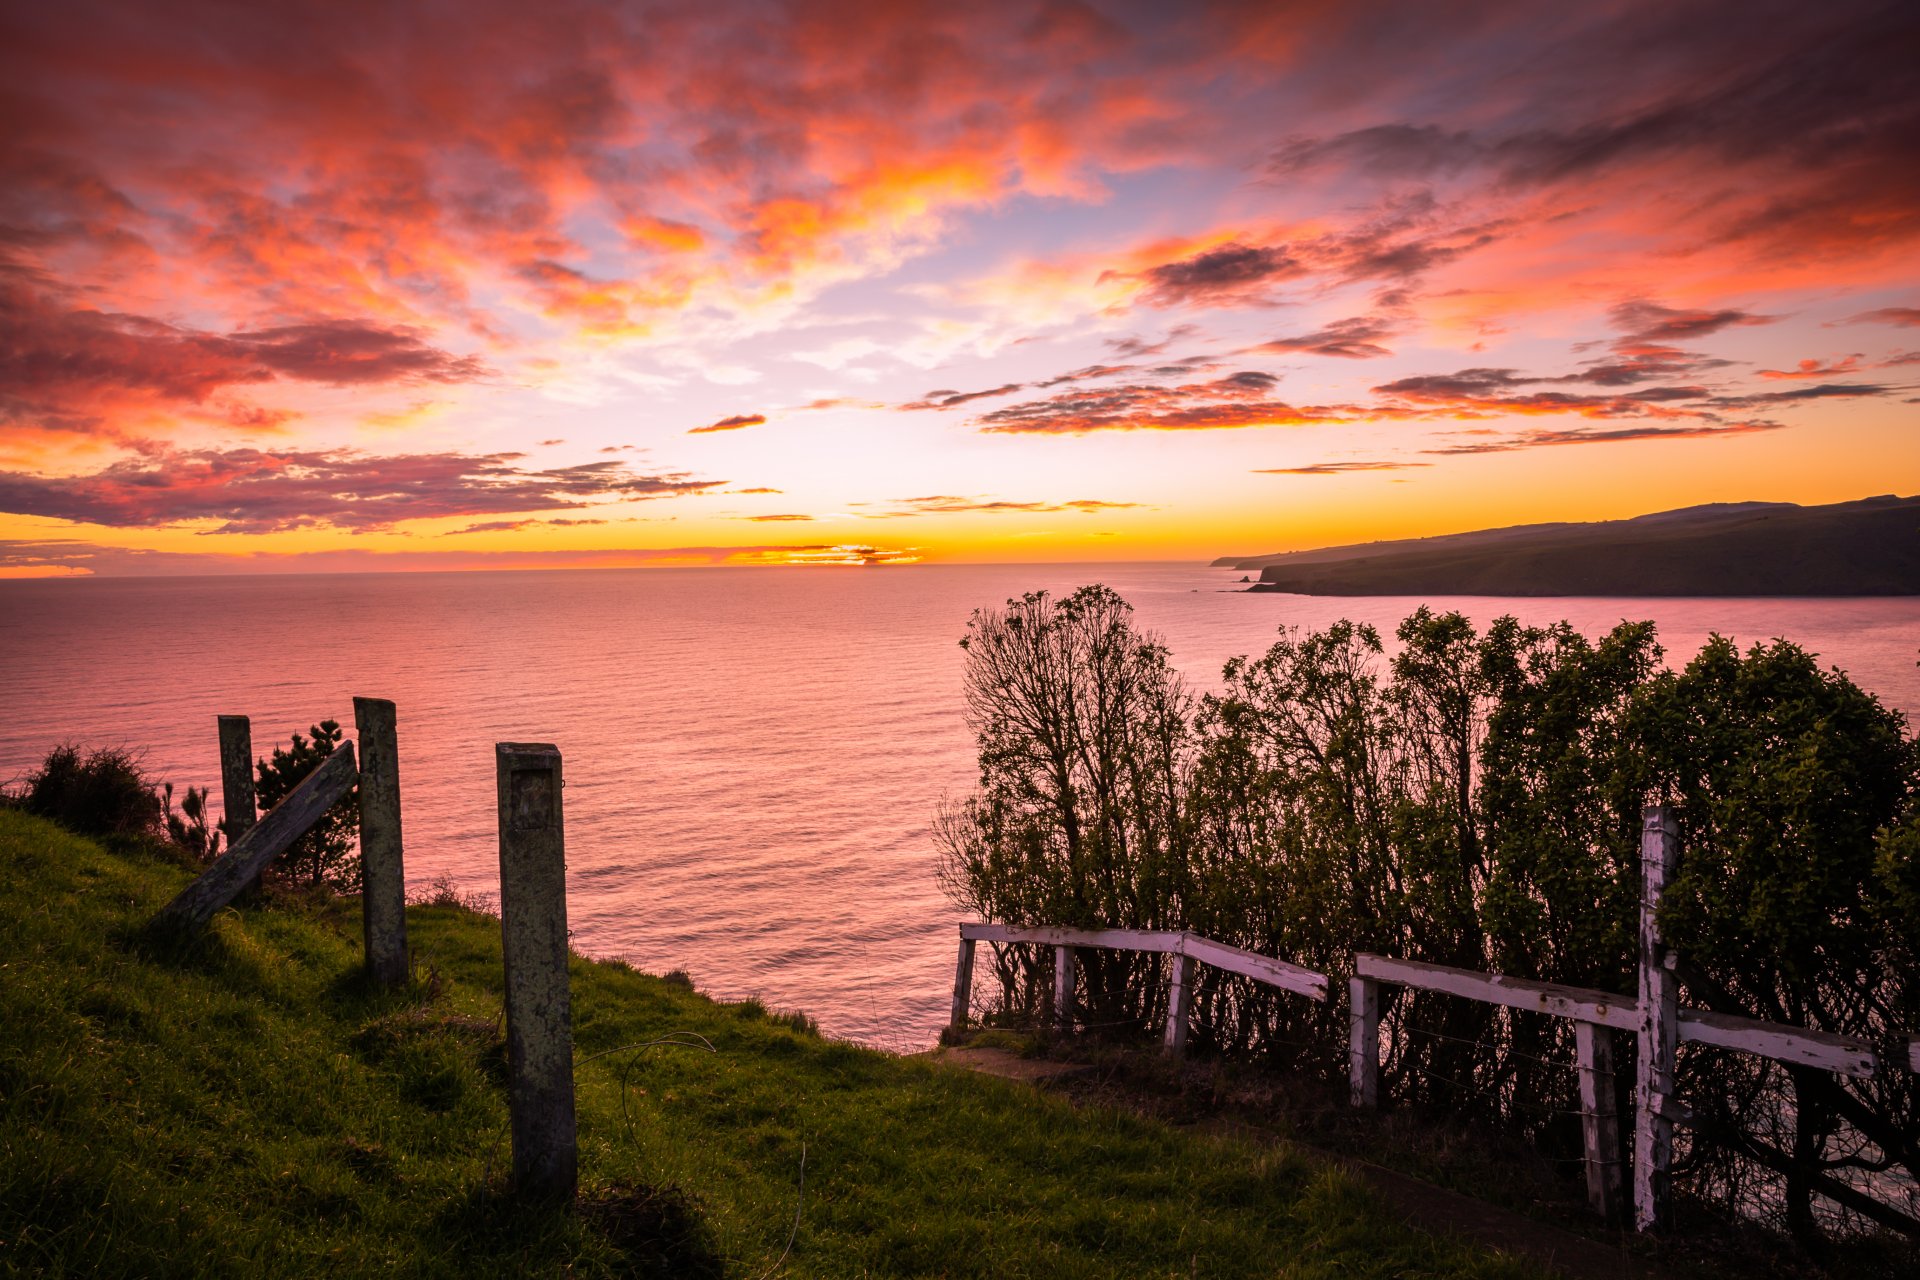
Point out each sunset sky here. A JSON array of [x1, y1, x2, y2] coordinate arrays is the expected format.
[[3, 0, 1916, 576]]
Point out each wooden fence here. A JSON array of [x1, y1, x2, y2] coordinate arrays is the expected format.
[[153, 706, 579, 1202], [951, 923, 1327, 1054], [952, 807, 1920, 1236]]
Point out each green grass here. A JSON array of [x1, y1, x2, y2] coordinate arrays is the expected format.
[[0, 809, 1536, 1278]]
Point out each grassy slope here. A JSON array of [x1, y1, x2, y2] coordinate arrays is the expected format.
[[0, 810, 1533, 1279]]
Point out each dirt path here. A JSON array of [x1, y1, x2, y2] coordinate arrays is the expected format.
[[921, 1045, 1668, 1280]]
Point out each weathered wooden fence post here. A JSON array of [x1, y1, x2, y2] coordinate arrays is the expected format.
[[354, 697, 407, 987], [1576, 1020, 1625, 1223], [1053, 945, 1075, 1031], [495, 742, 576, 1202], [217, 715, 256, 842], [1163, 951, 1194, 1056], [949, 932, 976, 1035], [1634, 805, 1680, 1233], [1349, 976, 1380, 1107]]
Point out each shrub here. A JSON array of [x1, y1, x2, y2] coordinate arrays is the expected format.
[[21, 744, 164, 839], [941, 590, 1920, 1244], [255, 720, 359, 890], [162, 783, 222, 861]]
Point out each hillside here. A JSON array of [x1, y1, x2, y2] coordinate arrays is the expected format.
[[0, 809, 1530, 1278], [1214, 496, 1920, 596]]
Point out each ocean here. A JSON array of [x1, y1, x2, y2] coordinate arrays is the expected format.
[[4, 564, 1916, 1048]]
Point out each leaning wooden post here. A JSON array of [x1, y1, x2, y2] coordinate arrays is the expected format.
[[354, 697, 407, 987], [496, 742, 576, 1202], [949, 933, 977, 1035], [1052, 945, 1075, 1031], [1349, 975, 1380, 1108], [1163, 950, 1194, 1056], [1577, 1020, 1625, 1223], [157, 744, 358, 929], [1634, 805, 1680, 1233]]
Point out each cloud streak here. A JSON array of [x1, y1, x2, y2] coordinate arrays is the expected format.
[[0, 448, 724, 533]]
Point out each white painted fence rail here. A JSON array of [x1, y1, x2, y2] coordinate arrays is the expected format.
[[950, 923, 1328, 1058], [943, 805, 1919, 1237]]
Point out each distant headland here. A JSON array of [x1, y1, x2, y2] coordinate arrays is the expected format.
[[1214, 495, 1920, 596]]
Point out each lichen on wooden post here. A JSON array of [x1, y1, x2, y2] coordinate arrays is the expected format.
[[1576, 1020, 1624, 1224], [1634, 805, 1680, 1233], [949, 934, 976, 1035], [217, 715, 256, 841], [1349, 976, 1380, 1108], [218, 715, 257, 891], [354, 697, 407, 987], [1163, 953, 1194, 1056], [495, 741, 577, 1202]]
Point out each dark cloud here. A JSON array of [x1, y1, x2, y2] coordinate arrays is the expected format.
[[877, 495, 1143, 515], [0, 447, 724, 533], [1608, 301, 1777, 344], [1572, 343, 1732, 386], [1758, 356, 1865, 379], [1425, 421, 1785, 454], [0, 285, 489, 437], [900, 384, 1027, 410], [1255, 316, 1397, 359], [1104, 325, 1199, 358], [1712, 382, 1896, 407], [1035, 364, 1134, 386], [442, 516, 610, 535], [974, 371, 1352, 435], [1255, 461, 1431, 475], [1130, 243, 1301, 306], [1268, 6, 1920, 257], [227, 321, 489, 384], [1373, 368, 1528, 398], [688, 412, 766, 433], [1844, 307, 1920, 327]]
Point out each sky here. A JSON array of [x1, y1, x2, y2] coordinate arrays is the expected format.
[[2, 0, 1916, 576]]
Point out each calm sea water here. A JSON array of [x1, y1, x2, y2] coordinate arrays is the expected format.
[[4, 564, 1916, 1049]]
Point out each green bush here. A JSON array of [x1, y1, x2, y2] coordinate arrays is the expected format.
[[940, 589, 1920, 1244], [255, 719, 359, 890], [20, 744, 164, 840]]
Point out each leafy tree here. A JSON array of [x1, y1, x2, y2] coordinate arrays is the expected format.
[[255, 720, 359, 890], [940, 594, 1920, 1244], [1632, 637, 1919, 1243], [937, 586, 1192, 1029]]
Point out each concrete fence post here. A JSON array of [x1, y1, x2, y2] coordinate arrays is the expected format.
[[495, 742, 576, 1202], [354, 697, 407, 987], [1576, 1020, 1625, 1223], [1163, 952, 1194, 1056], [1634, 805, 1680, 1233], [949, 934, 977, 1036], [1349, 976, 1380, 1108], [1053, 945, 1075, 1031]]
